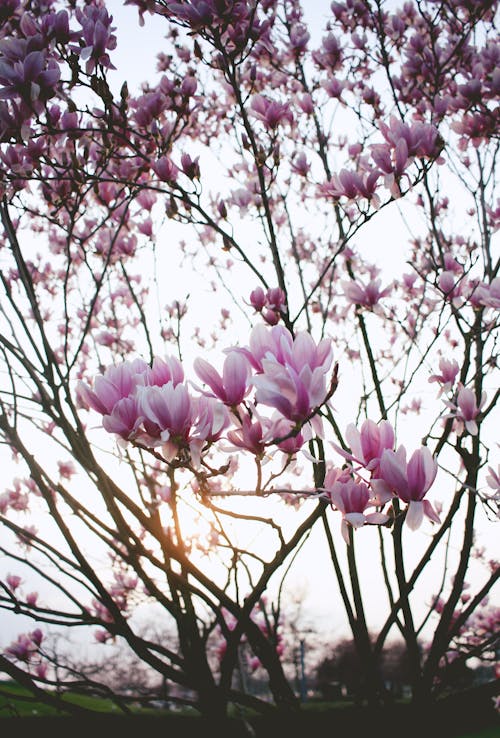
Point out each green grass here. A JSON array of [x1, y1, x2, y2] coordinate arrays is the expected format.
[[0, 681, 154, 717], [1, 680, 498, 738]]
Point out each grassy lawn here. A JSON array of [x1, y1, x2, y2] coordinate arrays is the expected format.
[[1, 680, 498, 738], [0, 680, 155, 717]]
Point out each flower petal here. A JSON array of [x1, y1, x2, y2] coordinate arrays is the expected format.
[[405, 500, 424, 530]]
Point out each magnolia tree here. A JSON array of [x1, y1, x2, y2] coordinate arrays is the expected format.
[[0, 0, 498, 720]]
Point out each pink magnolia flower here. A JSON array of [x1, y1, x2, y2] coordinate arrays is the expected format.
[[371, 140, 409, 178], [152, 155, 178, 182], [0, 478, 30, 513], [250, 94, 293, 129], [78, 357, 184, 440], [82, 353, 227, 465], [252, 358, 327, 426], [133, 90, 167, 127], [469, 277, 500, 309], [323, 168, 380, 204], [266, 288, 286, 312], [291, 151, 310, 176], [261, 309, 279, 326], [266, 415, 305, 455], [444, 386, 487, 436], [249, 287, 266, 312], [180, 76, 197, 97], [336, 419, 395, 479], [323, 466, 352, 490], [439, 270, 464, 303], [236, 324, 289, 371], [379, 117, 442, 160], [232, 187, 253, 211], [443, 254, 462, 273], [194, 351, 250, 406], [161, 1, 214, 27], [58, 460, 76, 479], [137, 382, 193, 457], [321, 77, 345, 99], [5, 634, 37, 662], [290, 25, 310, 56], [6, 574, 22, 592], [5, 629, 43, 663], [451, 111, 497, 147], [77, 359, 150, 415], [429, 357, 460, 394], [379, 446, 440, 530], [102, 395, 144, 441], [75, 4, 117, 74], [242, 326, 333, 428], [326, 479, 389, 544], [180, 152, 200, 179], [226, 412, 267, 456], [94, 629, 112, 644], [127, 382, 226, 465], [313, 32, 342, 70], [190, 396, 229, 466], [0, 44, 61, 110], [43, 10, 72, 45], [35, 662, 48, 680], [148, 356, 184, 386], [92, 598, 114, 623], [30, 628, 43, 646], [136, 188, 157, 211], [242, 324, 332, 377], [342, 278, 391, 309], [109, 572, 138, 611]]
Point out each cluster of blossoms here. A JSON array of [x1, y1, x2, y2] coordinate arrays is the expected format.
[[84, 558, 139, 642], [249, 286, 287, 325], [431, 594, 500, 691], [0, 0, 117, 138], [77, 324, 335, 468], [432, 596, 500, 647], [428, 358, 487, 438], [5, 628, 47, 678], [324, 419, 440, 541], [0, 476, 38, 513], [77, 354, 227, 466], [79, 324, 443, 538], [434, 253, 500, 312], [322, 117, 443, 205]]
